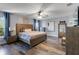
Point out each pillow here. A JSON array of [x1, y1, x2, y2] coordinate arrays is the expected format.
[[24, 29, 32, 32]]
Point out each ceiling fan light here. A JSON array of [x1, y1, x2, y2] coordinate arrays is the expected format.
[[38, 16, 42, 19], [40, 13, 43, 16]]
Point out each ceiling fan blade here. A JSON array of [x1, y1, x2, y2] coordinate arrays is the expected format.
[[19, 3, 53, 17], [39, 3, 53, 12], [67, 3, 73, 6]]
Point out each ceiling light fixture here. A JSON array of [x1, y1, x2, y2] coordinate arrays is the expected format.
[[38, 15, 42, 19], [38, 10, 42, 16], [37, 10, 43, 19]]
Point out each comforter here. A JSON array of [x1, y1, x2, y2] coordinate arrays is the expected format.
[[19, 32, 31, 44], [19, 31, 46, 44]]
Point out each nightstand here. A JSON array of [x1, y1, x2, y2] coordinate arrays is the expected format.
[[7, 35, 17, 44]]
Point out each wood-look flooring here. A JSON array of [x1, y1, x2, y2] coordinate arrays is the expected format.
[[0, 36, 65, 55]]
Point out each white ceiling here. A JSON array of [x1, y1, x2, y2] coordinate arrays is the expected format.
[[0, 3, 79, 17]]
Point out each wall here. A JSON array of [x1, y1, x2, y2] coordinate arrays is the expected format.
[[0, 12, 4, 17], [10, 14, 34, 31], [10, 14, 24, 30], [22, 16, 33, 24], [47, 21, 59, 37], [41, 20, 59, 37]]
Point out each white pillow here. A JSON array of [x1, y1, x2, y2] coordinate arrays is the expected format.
[[24, 29, 31, 32]]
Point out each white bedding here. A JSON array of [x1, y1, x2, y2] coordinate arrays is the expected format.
[[19, 32, 31, 44], [26, 31, 46, 39], [19, 31, 46, 44]]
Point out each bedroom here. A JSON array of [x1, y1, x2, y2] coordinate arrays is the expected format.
[[0, 3, 79, 55]]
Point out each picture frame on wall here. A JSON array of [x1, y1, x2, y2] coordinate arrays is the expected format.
[[47, 21, 55, 32]]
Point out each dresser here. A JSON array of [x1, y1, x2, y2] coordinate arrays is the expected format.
[[66, 27, 79, 55]]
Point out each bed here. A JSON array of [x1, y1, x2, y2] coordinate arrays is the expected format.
[[16, 24, 47, 47]]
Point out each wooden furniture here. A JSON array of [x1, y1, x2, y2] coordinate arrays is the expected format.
[[16, 24, 33, 35], [7, 35, 17, 44], [16, 24, 47, 47], [58, 21, 66, 46], [66, 27, 79, 55]]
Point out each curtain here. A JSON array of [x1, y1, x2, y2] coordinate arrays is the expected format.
[[33, 19, 36, 31], [4, 12, 10, 40], [33, 19, 41, 31], [78, 6, 79, 25], [38, 20, 41, 31]]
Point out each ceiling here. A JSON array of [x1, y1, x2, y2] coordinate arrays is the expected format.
[[0, 3, 79, 18]]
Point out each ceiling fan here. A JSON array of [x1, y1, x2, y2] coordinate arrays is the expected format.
[[67, 3, 73, 6], [38, 10, 42, 16], [27, 3, 53, 19]]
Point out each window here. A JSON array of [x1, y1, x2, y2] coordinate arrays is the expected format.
[[0, 16, 5, 36]]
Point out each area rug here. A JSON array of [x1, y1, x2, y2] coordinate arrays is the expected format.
[[12, 41, 31, 54]]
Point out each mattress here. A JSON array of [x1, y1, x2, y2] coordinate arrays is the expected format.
[[19, 31, 46, 44]]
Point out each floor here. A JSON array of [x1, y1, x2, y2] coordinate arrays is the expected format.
[[0, 36, 6, 45], [0, 36, 65, 55]]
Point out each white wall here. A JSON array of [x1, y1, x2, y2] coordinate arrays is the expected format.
[[10, 14, 24, 30], [0, 12, 4, 17], [47, 21, 59, 37], [23, 18, 33, 24], [20, 15, 32, 24], [41, 20, 59, 37]]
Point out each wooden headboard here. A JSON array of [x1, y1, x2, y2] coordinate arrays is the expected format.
[[16, 24, 33, 35]]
